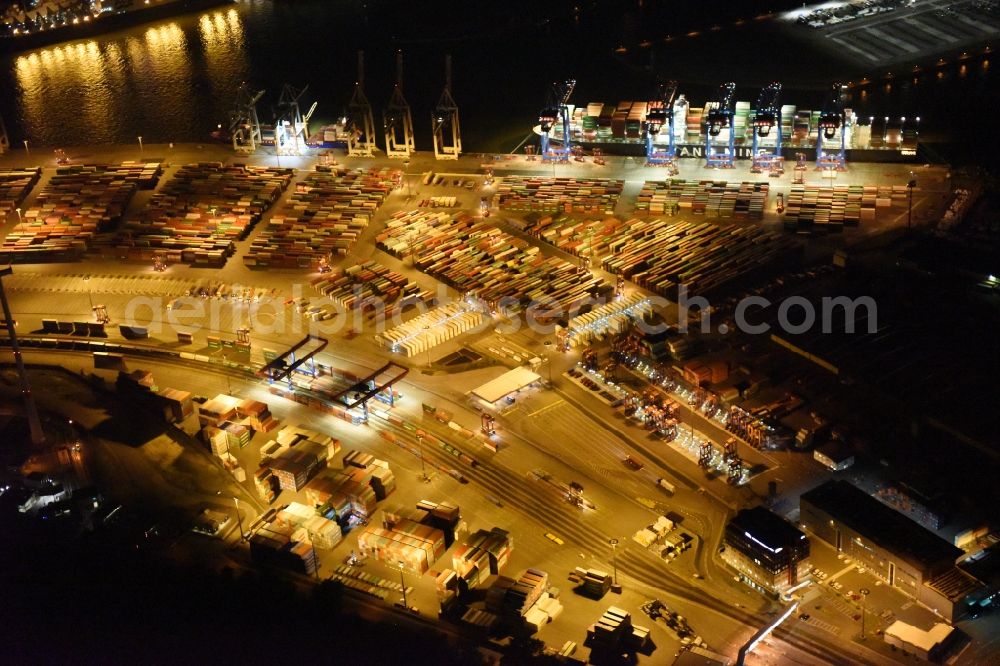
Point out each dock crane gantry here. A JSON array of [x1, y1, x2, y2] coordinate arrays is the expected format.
[[705, 82, 737, 169], [816, 83, 848, 171], [383, 50, 415, 159], [272, 84, 316, 156], [645, 79, 679, 173], [229, 82, 265, 153], [432, 55, 461, 160], [346, 51, 377, 158], [751, 82, 783, 173], [539, 78, 576, 162]]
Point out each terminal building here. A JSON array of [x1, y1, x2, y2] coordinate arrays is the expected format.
[[800, 480, 987, 621], [722, 506, 810, 597]]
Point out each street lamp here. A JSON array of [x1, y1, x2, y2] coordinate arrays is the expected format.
[[543, 340, 553, 383], [416, 433, 429, 482], [138, 136, 143, 154], [422, 325, 431, 367], [83, 275, 95, 311], [906, 175, 917, 230], [15, 208, 22, 225], [859, 587, 870, 640], [883, 116, 889, 142], [23, 139, 28, 156], [398, 561, 409, 609], [609, 538, 620, 590], [233, 496, 245, 541]]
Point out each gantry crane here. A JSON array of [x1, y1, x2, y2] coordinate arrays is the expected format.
[[346, 51, 377, 157], [705, 82, 737, 168], [272, 84, 316, 156], [751, 82, 783, 173], [816, 83, 848, 171], [645, 80, 679, 173], [383, 50, 415, 159], [432, 55, 461, 160], [539, 79, 576, 162], [229, 82, 264, 152]]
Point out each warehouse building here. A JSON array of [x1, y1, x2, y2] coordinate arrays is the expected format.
[[722, 506, 810, 597], [471, 366, 541, 407], [800, 480, 984, 621]]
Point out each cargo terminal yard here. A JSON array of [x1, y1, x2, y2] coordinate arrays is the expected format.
[[1, 50, 998, 665]]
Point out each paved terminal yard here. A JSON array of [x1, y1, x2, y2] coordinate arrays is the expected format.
[[0, 141, 975, 665]]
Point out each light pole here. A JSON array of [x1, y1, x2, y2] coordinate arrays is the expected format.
[[138, 135, 143, 154], [609, 538, 620, 590], [1, 266, 45, 446], [83, 275, 95, 312], [14, 207, 22, 225], [907, 175, 917, 231], [543, 340, 553, 384], [859, 587, 870, 640], [398, 561, 409, 609], [23, 139, 28, 156], [233, 496, 245, 541], [416, 433, 428, 482], [422, 325, 431, 367]]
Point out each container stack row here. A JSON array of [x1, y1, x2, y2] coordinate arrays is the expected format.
[[485, 568, 548, 618], [119, 162, 293, 266], [565, 294, 652, 347], [376, 301, 485, 358], [249, 525, 318, 576], [272, 501, 344, 549], [2, 162, 161, 259], [634, 180, 769, 220], [311, 260, 414, 313], [377, 210, 612, 315], [343, 450, 397, 500], [515, 214, 626, 258], [782, 183, 908, 233], [494, 176, 624, 214], [586, 606, 650, 653], [452, 527, 514, 591], [0, 167, 40, 212], [357, 513, 447, 574], [601, 218, 797, 298], [245, 167, 397, 269], [254, 423, 342, 498], [305, 467, 379, 522]]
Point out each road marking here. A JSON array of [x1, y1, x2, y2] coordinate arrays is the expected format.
[[525, 400, 564, 418], [828, 563, 856, 582]]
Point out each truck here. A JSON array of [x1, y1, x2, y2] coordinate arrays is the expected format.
[[656, 478, 676, 495]]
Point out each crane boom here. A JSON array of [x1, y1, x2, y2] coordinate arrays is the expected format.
[[816, 83, 848, 170], [539, 79, 576, 162], [705, 82, 737, 168]]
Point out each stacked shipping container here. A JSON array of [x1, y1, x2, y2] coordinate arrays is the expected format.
[[120, 163, 292, 266], [245, 167, 397, 269], [2, 162, 161, 258], [494, 176, 624, 214], [0, 167, 40, 213], [634, 180, 769, 220], [601, 219, 796, 298], [377, 210, 612, 315]]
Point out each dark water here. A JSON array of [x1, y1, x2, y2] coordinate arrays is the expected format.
[[0, 0, 995, 162]]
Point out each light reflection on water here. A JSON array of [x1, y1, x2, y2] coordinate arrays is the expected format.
[[0, 1, 994, 155], [9, 8, 246, 146]]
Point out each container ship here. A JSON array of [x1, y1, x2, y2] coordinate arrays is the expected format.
[[540, 92, 919, 159], [0, 0, 236, 52]]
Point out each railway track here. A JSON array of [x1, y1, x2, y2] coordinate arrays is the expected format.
[[8, 343, 867, 664], [372, 416, 860, 666]]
